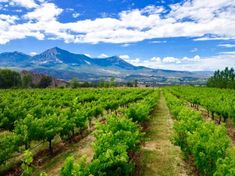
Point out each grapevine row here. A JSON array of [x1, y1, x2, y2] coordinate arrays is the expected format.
[[0, 88, 152, 167], [163, 90, 235, 176], [167, 86, 235, 123], [60, 90, 160, 176]]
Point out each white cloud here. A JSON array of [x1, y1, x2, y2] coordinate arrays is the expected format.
[[151, 40, 167, 44], [0, 0, 38, 8], [29, 51, 37, 56], [24, 3, 63, 21], [119, 55, 130, 60], [121, 43, 131, 47], [84, 53, 91, 57], [0, 0, 235, 44], [151, 57, 161, 63], [141, 5, 165, 14], [98, 53, 109, 58], [72, 12, 80, 18], [0, 14, 19, 24], [218, 44, 235, 48], [162, 57, 181, 63], [182, 55, 201, 62], [194, 36, 234, 41], [15, 9, 23, 12], [124, 54, 234, 71], [126, 58, 141, 65], [100, 12, 110, 18], [219, 51, 235, 55], [191, 48, 198, 52], [66, 8, 74, 12], [0, 2, 62, 44]]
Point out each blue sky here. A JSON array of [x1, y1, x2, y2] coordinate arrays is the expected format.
[[0, 0, 235, 71]]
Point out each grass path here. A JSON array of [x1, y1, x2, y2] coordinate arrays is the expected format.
[[140, 92, 192, 176]]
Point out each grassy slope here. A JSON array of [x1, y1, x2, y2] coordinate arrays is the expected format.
[[140, 92, 192, 176]]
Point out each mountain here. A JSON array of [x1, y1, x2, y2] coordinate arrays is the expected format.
[[91, 56, 137, 70], [0, 47, 212, 85], [0, 51, 31, 67], [31, 47, 137, 70], [32, 47, 91, 66]]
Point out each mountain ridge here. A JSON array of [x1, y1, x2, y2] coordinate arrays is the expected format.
[[0, 47, 212, 84]]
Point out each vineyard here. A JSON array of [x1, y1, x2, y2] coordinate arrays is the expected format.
[[0, 87, 235, 176]]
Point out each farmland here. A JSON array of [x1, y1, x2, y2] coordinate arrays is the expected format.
[[0, 87, 235, 176]]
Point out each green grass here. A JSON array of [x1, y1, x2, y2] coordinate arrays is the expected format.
[[140, 92, 193, 176]]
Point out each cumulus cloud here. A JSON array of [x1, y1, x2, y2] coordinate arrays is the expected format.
[[24, 3, 63, 21], [72, 12, 80, 18], [151, 57, 161, 63], [0, 0, 38, 8], [29, 51, 37, 56], [119, 55, 130, 60], [124, 54, 235, 71], [98, 53, 109, 58], [0, 0, 235, 44], [162, 57, 181, 64], [0, 14, 19, 24], [218, 44, 235, 48]]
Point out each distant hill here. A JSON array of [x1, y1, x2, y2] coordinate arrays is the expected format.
[[0, 47, 212, 85]]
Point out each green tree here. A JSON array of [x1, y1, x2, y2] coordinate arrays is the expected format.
[[126, 81, 133, 87], [22, 74, 33, 88], [134, 79, 138, 87], [70, 78, 80, 88], [98, 79, 109, 87], [0, 69, 22, 88], [110, 77, 116, 87], [207, 67, 235, 89], [38, 75, 52, 88]]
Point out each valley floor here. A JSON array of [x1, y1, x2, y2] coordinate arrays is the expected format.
[[139, 92, 193, 176]]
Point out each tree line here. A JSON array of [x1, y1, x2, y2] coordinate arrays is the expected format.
[[207, 67, 235, 89], [0, 69, 52, 89], [69, 77, 138, 88], [0, 69, 139, 89]]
